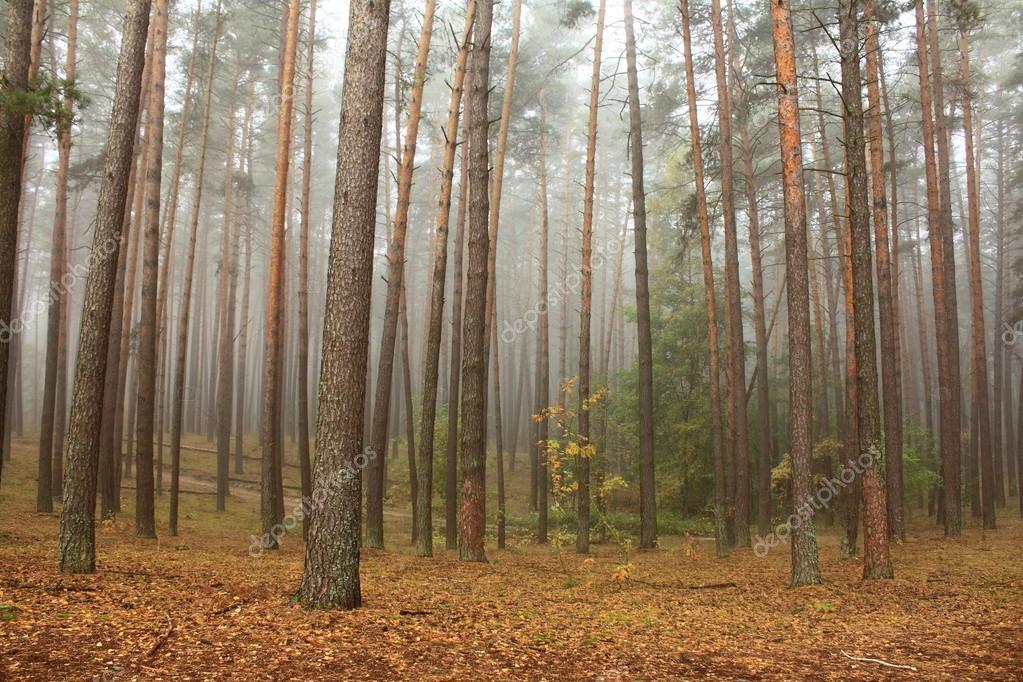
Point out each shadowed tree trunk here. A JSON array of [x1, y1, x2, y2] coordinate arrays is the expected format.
[[446, 139, 470, 550], [0, 0, 33, 487], [296, 0, 319, 534], [366, 0, 437, 549], [417, 0, 475, 558], [955, 12, 995, 530], [535, 94, 552, 545], [58, 0, 152, 573], [770, 0, 821, 586], [838, 0, 892, 580], [623, 0, 656, 550], [170, 0, 223, 536], [457, 0, 494, 563], [864, 0, 904, 541], [135, 0, 170, 539], [299, 0, 391, 610], [575, 0, 605, 555], [38, 0, 79, 511], [260, 0, 301, 548], [915, 0, 962, 538], [711, 0, 749, 547], [681, 0, 727, 558]]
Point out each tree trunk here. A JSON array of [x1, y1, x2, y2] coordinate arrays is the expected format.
[[956, 19, 995, 529], [134, 0, 170, 538], [417, 0, 475, 557], [838, 0, 892, 580], [623, 0, 657, 550], [365, 0, 438, 548], [299, 0, 391, 610], [711, 0, 749, 547], [0, 0, 33, 486], [770, 0, 821, 586], [170, 0, 223, 536], [37, 0, 79, 511], [260, 0, 302, 548], [575, 0, 605, 555], [295, 0, 318, 534], [535, 95, 552, 545], [915, 0, 962, 538], [58, 0, 152, 573], [457, 0, 494, 563], [864, 0, 904, 541], [681, 0, 728, 558]]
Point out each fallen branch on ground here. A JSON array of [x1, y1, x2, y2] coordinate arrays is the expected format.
[[145, 613, 174, 659], [840, 650, 918, 672]]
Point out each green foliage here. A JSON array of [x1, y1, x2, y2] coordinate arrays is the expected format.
[[0, 77, 88, 136]]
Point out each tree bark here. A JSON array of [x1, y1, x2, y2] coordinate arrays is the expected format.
[[711, 0, 749, 547], [457, 0, 494, 563], [299, 0, 391, 610], [838, 0, 892, 580], [58, 0, 152, 573], [623, 0, 657, 550], [417, 0, 475, 557], [681, 0, 728, 558], [770, 0, 822, 586]]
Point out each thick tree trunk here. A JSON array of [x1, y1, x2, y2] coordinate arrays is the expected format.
[[58, 0, 152, 573], [681, 0, 728, 558], [770, 0, 821, 586], [0, 0, 33, 486], [457, 0, 493, 563], [299, 0, 391, 610], [838, 0, 892, 580]]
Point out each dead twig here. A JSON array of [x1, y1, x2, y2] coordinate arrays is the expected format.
[[840, 650, 918, 672], [145, 613, 174, 659]]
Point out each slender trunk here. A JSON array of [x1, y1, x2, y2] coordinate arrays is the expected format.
[[575, 0, 605, 555], [865, 0, 904, 541], [38, 0, 79, 512], [535, 95, 552, 544], [623, 0, 656, 549], [366, 0, 438, 548], [490, 311, 506, 549], [295, 0, 318, 532], [170, 1, 222, 536], [681, 0, 728, 558], [417, 0, 475, 557], [711, 0, 749, 547], [916, 0, 962, 538], [957, 22, 995, 529]]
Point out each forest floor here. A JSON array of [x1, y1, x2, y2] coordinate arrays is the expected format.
[[1, 433, 1022, 680]]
